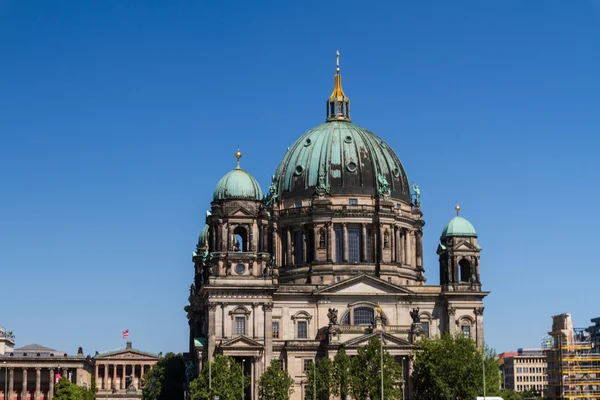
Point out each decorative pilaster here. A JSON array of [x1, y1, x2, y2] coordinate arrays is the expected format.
[[474, 307, 485, 347], [327, 222, 333, 263], [447, 307, 456, 334], [286, 229, 292, 265], [207, 303, 218, 361], [252, 303, 258, 338], [342, 223, 348, 262], [263, 302, 273, 364]]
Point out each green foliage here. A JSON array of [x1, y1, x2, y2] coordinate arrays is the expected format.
[[412, 334, 500, 400], [258, 359, 294, 400], [141, 352, 186, 400], [348, 337, 404, 400], [54, 377, 96, 400], [305, 358, 333, 400], [189, 355, 249, 400], [332, 348, 351, 400]]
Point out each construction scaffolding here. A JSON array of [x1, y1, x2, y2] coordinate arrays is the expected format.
[[546, 314, 600, 400]]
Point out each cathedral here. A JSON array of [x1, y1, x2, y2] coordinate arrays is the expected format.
[[185, 54, 488, 400]]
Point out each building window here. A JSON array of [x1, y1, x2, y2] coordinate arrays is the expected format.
[[235, 317, 246, 335], [422, 321, 430, 338], [336, 276, 341, 282], [349, 199, 358, 205], [295, 201, 302, 208], [461, 324, 471, 339], [335, 227, 343, 263], [348, 228, 360, 263], [353, 307, 374, 325], [272, 321, 279, 338], [294, 230, 303, 265], [303, 359, 313, 373], [297, 321, 308, 339]]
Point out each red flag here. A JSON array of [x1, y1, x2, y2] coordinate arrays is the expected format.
[[122, 329, 129, 339]]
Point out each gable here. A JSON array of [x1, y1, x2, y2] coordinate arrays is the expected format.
[[229, 207, 253, 217], [317, 274, 413, 295], [344, 332, 418, 349], [95, 350, 159, 360], [453, 240, 480, 251], [220, 335, 264, 349]]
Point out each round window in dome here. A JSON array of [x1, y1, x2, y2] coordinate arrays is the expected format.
[[344, 135, 353, 143], [304, 138, 312, 147], [294, 165, 304, 176], [235, 264, 246, 274], [347, 161, 358, 172], [380, 141, 387, 149], [393, 167, 400, 177]]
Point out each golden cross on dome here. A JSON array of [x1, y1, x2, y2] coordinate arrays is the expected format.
[[336, 50, 340, 73]]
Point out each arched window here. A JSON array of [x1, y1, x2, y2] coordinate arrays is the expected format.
[[233, 226, 248, 252], [353, 307, 374, 325], [459, 258, 471, 283], [229, 306, 251, 336]]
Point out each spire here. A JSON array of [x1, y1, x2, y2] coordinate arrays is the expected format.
[[326, 50, 351, 122], [235, 148, 242, 169]]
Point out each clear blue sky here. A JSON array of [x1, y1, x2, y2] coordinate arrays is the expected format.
[[1, 1, 599, 356]]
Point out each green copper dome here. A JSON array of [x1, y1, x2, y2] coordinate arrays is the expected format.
[[441, 216, 477, 238], [213, 153, 263, 201], [274, 120, 410, 201]]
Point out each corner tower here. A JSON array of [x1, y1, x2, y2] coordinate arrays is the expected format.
[[437, 205, 482, 291]]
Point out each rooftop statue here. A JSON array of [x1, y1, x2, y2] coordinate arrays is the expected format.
[[377, 174, 391, 197], [412, 182, 421, 206]]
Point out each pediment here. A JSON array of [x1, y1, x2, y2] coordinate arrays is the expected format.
[[220, 335, 264, 349], [229, 207, 253, 217], [95, 350, 159, 360], [316, 274, 413, 296], [343, 332, 418, 349], [453, 240, 480, 251]]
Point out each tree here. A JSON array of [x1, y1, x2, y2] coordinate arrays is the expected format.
[[412, 334, 500, 400], [348, 337, 404, 400], [305, 358, 333, 400], [189, 355, 249, 400], [141, 352, 186, 400], [332, 347, 350, 400], [54, 377, 83, 400], [258, 359, 294, 400]]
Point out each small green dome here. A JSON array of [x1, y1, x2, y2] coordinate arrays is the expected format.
[[441, 216, 477, 238], [213, 160, 263, 201], [198, 225, 209, 245]]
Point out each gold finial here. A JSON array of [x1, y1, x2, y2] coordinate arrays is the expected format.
[[336, 50, 340, 73], [455, 204, 461, 216], [235, 148, 242, 169]]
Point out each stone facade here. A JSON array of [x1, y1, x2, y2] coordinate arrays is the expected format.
[[0, 337, 93, 400], [93, 341, 159, 399], [185, 57, 488, 400]]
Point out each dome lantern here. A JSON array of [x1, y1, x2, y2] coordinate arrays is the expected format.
[[326, 50, 351, 122]]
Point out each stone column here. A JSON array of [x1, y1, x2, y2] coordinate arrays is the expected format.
[[404, 229, 409, 265], [62, 368, 67, 382], [415, 230, 423, 267], [264, 303, 273, 364], [286, 229, 292, 266], [313, 225, 319, 262], [22, 368, 27, 400], [395, 226, 401, 264], [35, 367, 41, 400], [94, 364, 98, 391], [48, 369, 54, 400], [301, 228, 307, 264], [342, 223, 348, 262], [252, 303, 257, 338], [390, 224, 395, 262], [120, 365, 124, 390], [361, 223, 367, 262], [221, 303, 227, 338], [327, 223, 333, 263], [8, 368, 13, 400], [447, 307, 457, 335]]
